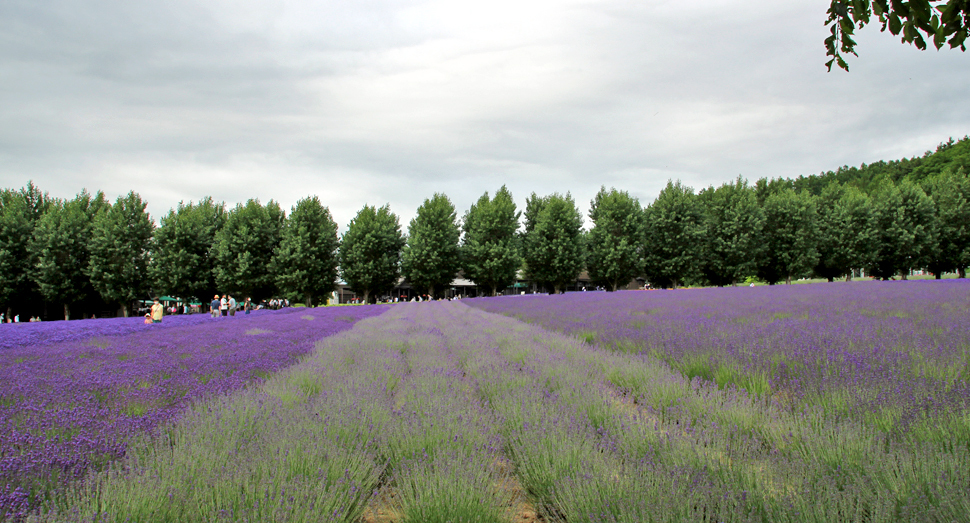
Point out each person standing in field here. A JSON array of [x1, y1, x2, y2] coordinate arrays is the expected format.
[[244, 297, 252, 314], [210, 295, 221, 318], [228, 295, 236, 316], [150, 297, 164, 324], [220, 295, 228, 317]]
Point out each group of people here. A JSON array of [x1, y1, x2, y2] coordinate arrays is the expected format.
[[1, 313, 45, 323], [209, 295, 252, 318], [266, 298, 289, 309]]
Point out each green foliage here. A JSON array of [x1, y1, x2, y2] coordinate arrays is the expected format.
[[339, 204, 405, 303], [0, 192, 32, 315], [402, 193, 461, 298], [923, 169, 970, 277], [698, 177, 764, 286], [644, 180, 704, 289], [825, 0, 969, 71], [0, 182, 49, 318], [756, 188, 820, 285], [150, 197, 226, 303], [585, 187, 643, 292], [271, 196, 340, 307], [31, 190, 109, 320], [814, 183, 875, 281], [460, 186, 521, 296], [522, 192, 585, 293], [867, 179, 938, 279], [87, 191, 154, 317], [792, 137, 970, 195], [211, 199, 284, 301]]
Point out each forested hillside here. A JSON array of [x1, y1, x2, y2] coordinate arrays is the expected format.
[[787, 136, 970, 195]]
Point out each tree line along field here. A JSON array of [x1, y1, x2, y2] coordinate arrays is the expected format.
[[2, 279, 967, 522], [2, 136, 969, 320]]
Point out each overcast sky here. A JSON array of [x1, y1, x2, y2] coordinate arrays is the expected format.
[[2, 0, 968, 231]]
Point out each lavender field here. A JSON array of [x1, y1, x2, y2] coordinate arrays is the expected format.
[[0, 306, 389, 519], [8, 282, 970, 522]]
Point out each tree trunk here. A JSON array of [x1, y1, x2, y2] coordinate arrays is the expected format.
[[305, 293, 313, 308], [63, 303, 70, 321], [362, 290, 370, 304], [672, 279, 679, 290], [610, 281, 618, 292], [553, 284, 560, 294], [120, 303, 129, 317], [827, 276, 834, 282], [900, 273, 908, 280], [935, 273, 942, 280], [5, 306, 10, 323], [844, 274, 851, 282], [960, 268, 966, 278], [785, 275, 792, 285]]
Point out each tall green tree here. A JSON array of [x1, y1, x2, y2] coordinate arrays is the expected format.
[[756, 188, 820, 285], [151, 197, 226, 303], [87, 191, 154, 317], [643, 180, 704, 289], [522, 192, 585, 294], [813, 183, 875, 281], [825, 0, 969, 71], [31, 190, 109, 320], [697, 177, 764, 286], [461, 186, 521, 296], [402, 194, 461, 298], [586, 187, 643, 292], [0, 191, 31, 321], [0, 182, 49, 320], [339, 204, 405, 304], [272, 196, 340, 307], [923, 169, 970, 278], [867, 180, 937, 279], [211, 199, 285, 301]]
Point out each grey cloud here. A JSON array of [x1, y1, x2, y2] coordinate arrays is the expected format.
[[1, 0, 967, 231]]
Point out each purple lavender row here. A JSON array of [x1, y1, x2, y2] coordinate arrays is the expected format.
[[456, 300, 970, 521], [0, 305, 389, 520], [0, 312, 224, 351], [468, 280, 970, 435]]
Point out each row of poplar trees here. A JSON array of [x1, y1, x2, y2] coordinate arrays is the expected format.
[[2, 164, 969, 318]]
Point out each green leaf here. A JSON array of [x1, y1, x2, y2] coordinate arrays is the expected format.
[[889, 13, 903, 34]]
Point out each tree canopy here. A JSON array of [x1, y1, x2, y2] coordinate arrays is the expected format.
[[586, 187, 643, 292], [211, 199, 285, 302], [756, 188, 820, 285], [87, 191, 154, 317], [402, 193, 461, 298], [272, 196, 340, 307], [825, 0, 969, 71], [151, 197, 226, 303], [698, 177, 765, 286], [522, 192, 585, 294], [31, 190, 108, 320], [643, 180, 704, 289], [461, 186, 522, 296], [339, 204, 405, 304]]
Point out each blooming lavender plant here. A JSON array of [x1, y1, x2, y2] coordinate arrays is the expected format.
[[0, 305, 388, 519], [21, 289, 970, 522]]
